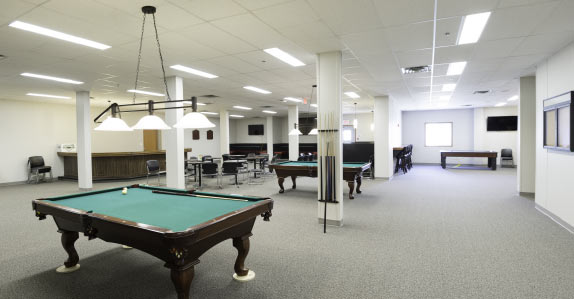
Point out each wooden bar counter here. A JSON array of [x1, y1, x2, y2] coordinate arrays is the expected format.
[[57, 149, 191, 181]]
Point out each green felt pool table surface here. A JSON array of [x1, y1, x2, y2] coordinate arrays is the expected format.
[[276, 161, 368, 168], [45, 186, 262, 232]]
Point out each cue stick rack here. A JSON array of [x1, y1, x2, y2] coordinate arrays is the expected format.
[[317, 113, 339, 233]]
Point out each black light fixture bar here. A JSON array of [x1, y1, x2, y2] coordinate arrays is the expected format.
[[94, 98, 198, 123]]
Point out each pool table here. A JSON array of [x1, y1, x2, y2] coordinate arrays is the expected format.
[[269, 161, 371, 199], [32, 184, 273, 299]]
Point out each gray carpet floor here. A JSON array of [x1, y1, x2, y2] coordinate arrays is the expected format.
[[1, 165, 574, 299]]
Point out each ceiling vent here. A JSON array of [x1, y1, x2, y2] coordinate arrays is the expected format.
[[473, 90, 490, 94], [0, 54, 6, 61], [200, 94, 219, 98], [461, 104, 472, 107], [401, 65, 431, 74], [260, 105, 273, 108]]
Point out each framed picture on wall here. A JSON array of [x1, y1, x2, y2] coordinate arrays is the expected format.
[[207, 130, 213, 140], [543, 91, 573, 152], [192, 130, 200, 140]]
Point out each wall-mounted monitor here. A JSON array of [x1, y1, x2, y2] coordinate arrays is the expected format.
[[543, 91, 573, 152], [248, 124, 264, 135], [486, 116, 518, 131]]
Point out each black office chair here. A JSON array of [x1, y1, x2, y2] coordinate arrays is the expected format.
[[501, 148, 514, 168], [200, 162, 219, 186], [222, 162, 241, 187], [146, 160, 165, 186], [202, 155, 213, 162], [222, 154, 230, 161], [27, 156, 53, 184]]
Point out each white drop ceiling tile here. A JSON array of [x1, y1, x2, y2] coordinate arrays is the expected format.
[[234, 0, 296, 10], [307, 0, 383, 35], [498, 53, 546, 70], [295, 38, 345, 54], [437, 0, 499, 18], [372, 0, 434, 27], [435, 17, 463, 47], [253, 0, 319, 29], [533, 0, 574, 34], [0, 27, 48, 52], [481, 2, 559, 41], [277, 20, 335, 42], [471, 37, 524, 59], [245, 70, 286, 83], [434, 44, 474, 64], [211, 13, 290, 49], [395, 49, 432, 68], [270, 68, 312, 81], [179, 23, 256, 55], [167, 0, 246, 21], [341, 28, 390, 54], [513, 32, 574, 56], [234, 51, 288, 70], [433, 76, 459, 85], [465, 59, 503, 73], [405, 77, 432, 87], [498, 0, 557, 8], [210, 56, 262, 74], [0, 1, 36, 24], [384, 21, 433, 52]]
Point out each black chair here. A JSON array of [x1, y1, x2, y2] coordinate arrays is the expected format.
[[501, 149, 513, 167], [200, 162, 219, 186], [202, 155, 213, 162], [222, 154, 230, 161], [27, 156, 52, 184], [146, 160, 165, 186], [222, 162, 241, 187], [394, 149, 408, 174]]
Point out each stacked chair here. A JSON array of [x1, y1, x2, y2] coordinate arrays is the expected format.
[[27, 156, 53, 184], [394, 145, 413, 174]]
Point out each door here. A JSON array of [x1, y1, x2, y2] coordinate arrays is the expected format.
[[143, 130, 159, 151]]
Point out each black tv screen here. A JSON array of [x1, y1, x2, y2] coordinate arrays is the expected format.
[[487, 116, 517, 131], [248, 124, 264, 135]]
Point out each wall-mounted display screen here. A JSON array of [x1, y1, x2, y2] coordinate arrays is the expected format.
[[486, 116, 518, 131], [248, 124, 264, 135], [543, 91, 573, 152]]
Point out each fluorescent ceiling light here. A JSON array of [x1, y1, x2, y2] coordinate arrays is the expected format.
[[21, 73, 83, 84], [170, 64, 218, 79], [507, 95, 519, 102], [457, 12, 491, 45], [230, 114, 244, 118], [26, 93, 70, 99], [442, 84, 456, 92], [9, 21, 110, 50], [127, 89, 165, 97], [243, 86, 271, 94], [201, 111, 218, 115], [284, 97, 302, 103], [310, 104, 318, 108], [264, 48, 305, 67], [495, 102, 507, 107], [233, 105, 252, 110], [446, 62, 467, 76], [263, 110, 277, 114], [345, 92, 360, 99]]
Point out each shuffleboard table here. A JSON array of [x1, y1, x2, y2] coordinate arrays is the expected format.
[[440, 150, 498, 170], [269, 161, 371, 199], [32, 184, 273, 299]]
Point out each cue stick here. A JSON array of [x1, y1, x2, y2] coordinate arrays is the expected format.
[[151, 190, 250, 202]]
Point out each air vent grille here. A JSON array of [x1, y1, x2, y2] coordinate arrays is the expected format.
[[260, 105, 273, 108], [401, 65, 431, 74], [473, 90, 490, 94], [200, 94, 219, 98]]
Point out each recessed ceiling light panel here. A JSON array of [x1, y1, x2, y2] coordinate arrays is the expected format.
[[264, 48, 305, 67], [27, 92, 70, 99], [446, 62, 467, 76], [233, 105, 252, 110], [127, 89, 165, 97], [284, 97, 302, 103], [345, 92, 360, 99], [170, 64, 218, 79], [21, 73, 83, 84], [9, 21, 111, 50], [457, 12, 491, 45], [243, 86, 271, 94]]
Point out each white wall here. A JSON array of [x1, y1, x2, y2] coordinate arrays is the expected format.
[[182, 117, 220, 157], [535, 41, 574, 227], [343, 113, 374, 142], [230, 118, 269, 144], [390, 97, 402, 147], [473, 106, 518, 165], [402, 109, 475, 164]]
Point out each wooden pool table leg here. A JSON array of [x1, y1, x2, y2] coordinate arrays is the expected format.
[[170, 265, 195, 299], [356, 176, 362, 194], [347, 180, 355, 199], [291, 176, 297, 189], [278, 177, 285, 193], [233, 234, 255, 281], [61, 230, 79, 268]]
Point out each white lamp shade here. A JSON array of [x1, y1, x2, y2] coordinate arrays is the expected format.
[[173, 112, 216, 129], [132, 115, 171, 130], [308, 128, 318, 135], [94, 116, 133, 131], [288, 128, 302, 136]]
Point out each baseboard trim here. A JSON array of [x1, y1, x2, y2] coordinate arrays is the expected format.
[[519, 192, 535, 198], [318, 219, 343, 227], [535, 203, 574, 234], [0, 179, 58, 186], [79, 188, 93, 192]]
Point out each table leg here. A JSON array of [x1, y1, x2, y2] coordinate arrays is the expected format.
[[291, 176, 297, 189], [170, 265, 195, 299], [198, 164, 202, 187], [61, 231, 79, 268], [278, 177, 285, 193], [441, 156, 446, 169], [356, 176, 362, 194], [232, 235, 254, 281], [347, 180, 355, 199], [491, 158, 497, 170]]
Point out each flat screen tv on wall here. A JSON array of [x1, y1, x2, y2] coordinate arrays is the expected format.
[[248, 124, 264, 135], [487, 116, 518, 131]]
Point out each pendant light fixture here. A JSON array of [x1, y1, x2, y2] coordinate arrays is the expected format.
[[174, 97, 216, 129], [353, 103, 358, 129], [94, 103, 133, 131], [288, 123, 302, 135], [132, 100, 171, 130], [307, 84, 318, 135]]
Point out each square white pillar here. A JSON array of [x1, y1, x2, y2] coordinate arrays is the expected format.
[[316, 51, 343, 226], [164, 76, 185, 189], [266, 116, 274, 156], [220, 110, 230, 155], [374, 96, 393, 179], [76, 91, 92, 190], [518, 76, 536, 194], [288, 105, 299, 161]]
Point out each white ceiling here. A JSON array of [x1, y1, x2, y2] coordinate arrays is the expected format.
[[1, 0, 574, 117]]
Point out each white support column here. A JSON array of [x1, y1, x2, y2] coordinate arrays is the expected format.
[[316, 51, 343, 226], [220, 110, 230, 155], [76, 91, 92, 191], [288, 105, 299, 161], [374, 96, 393, 179], [164, 76, 185, 189], [518, 76, 536, 194], [266, 116, 274, 156]]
